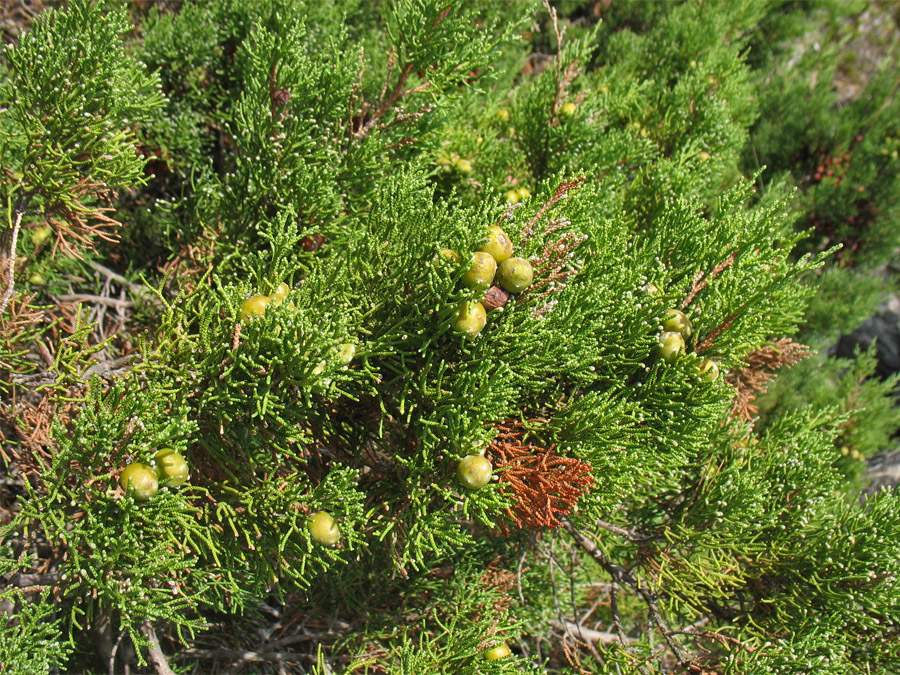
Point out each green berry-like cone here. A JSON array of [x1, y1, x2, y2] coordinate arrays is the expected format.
[[153, 450, 189, 487], [270, 282, 290, 306], [655, 331, 685, 363], [456, 455, 492, 490], [461, 252, 497, 290], [241, 295, 271, 320], [453, 301, 487, 339], [440, 247, 460, 263], [484, 644, 512, 660], [119, 463, 159, 501], [308, 511, 340, 546], [496, 257, 533, 293], [662, 308, 692, 338], [32, 226, 52, 247], [338, 343, 356, 365], [696, 356, 720, 382], [479, 225, 513, 264], [454, 158, 473, 174]]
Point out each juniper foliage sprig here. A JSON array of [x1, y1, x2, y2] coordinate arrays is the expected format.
[[2, 0, 162, 254]]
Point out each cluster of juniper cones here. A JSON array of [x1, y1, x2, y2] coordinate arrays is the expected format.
[[446, 225, 534, 340], [653, 304, 719, 381]]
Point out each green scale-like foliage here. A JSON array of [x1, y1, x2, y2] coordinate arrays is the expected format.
[[2, 0, 162, 219], [4, 0, 900, 673], [0, 547, 70, 672], [15, 376, 208, 649]]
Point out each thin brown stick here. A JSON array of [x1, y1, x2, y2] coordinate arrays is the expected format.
[[178, 648, 313, 664], [81, 354, 136, 380], [56, 294, 134, 308], [551, 619, 624, 646], [141, 620, 177, 675], [682, 250, 737, 310], [560, 517, 690, 668], [87, 261, 151, 296], [609, 583, 628, 675], [521, 177, 585, 245], [0, 208, 24, 316], [694, 311, 739, 354], [595, 518, 654, 542], [669, 627, 754, 652], [544, 0, 564, 118], [354, 57, 419, 140], [109, 629, 127, 675]]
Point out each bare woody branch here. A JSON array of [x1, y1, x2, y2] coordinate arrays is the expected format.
[[681, 250, 737, 310], [0, 206, 24, 316], [141, 620, 177, 675], [560, 517, 691, 668], [520, 177, 585, 246]]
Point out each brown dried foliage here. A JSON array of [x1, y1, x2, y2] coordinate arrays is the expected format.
[[1, 394, 55, 480], [44, 181, 123, 260], [726, 338, 812, 422], [159, 227, 218, 296], [489, 419, 595, 529], [542, 0, 582, 123]]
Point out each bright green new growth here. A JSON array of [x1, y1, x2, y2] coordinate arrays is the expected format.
[[2, 1, 900, 673]]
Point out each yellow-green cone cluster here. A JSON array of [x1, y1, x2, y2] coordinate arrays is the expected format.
[[436, 151, 474, 175], [240, 281, 293, 320], [444, 226, 535, 340], [505, 186, 531, 204], [119, 448, 190, 501], [653, 307, 719, 381]]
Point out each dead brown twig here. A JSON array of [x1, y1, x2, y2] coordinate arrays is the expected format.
[[141, 620, 177, 675], [520, 177, 585, 246], [681, 251, 737, 310], [726, 338, 812, 423], [44, 180, 123, 260], [560, 517, 691, 669], [514, 178, 587, 317], [352, 51, 430, 141], [543, 0, 580, 121], [0, 208, 24, 316]]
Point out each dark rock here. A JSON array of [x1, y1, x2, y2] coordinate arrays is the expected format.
[[834, 310, 900, 379]]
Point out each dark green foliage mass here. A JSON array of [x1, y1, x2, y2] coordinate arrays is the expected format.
[[2, 1, 900, 673]]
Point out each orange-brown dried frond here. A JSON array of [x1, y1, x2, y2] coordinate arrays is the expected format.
[[1, 385, 81, 482], [46, 184, 122, 260], [490, 419, 595, 530], [726, 338, 812, 423]]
